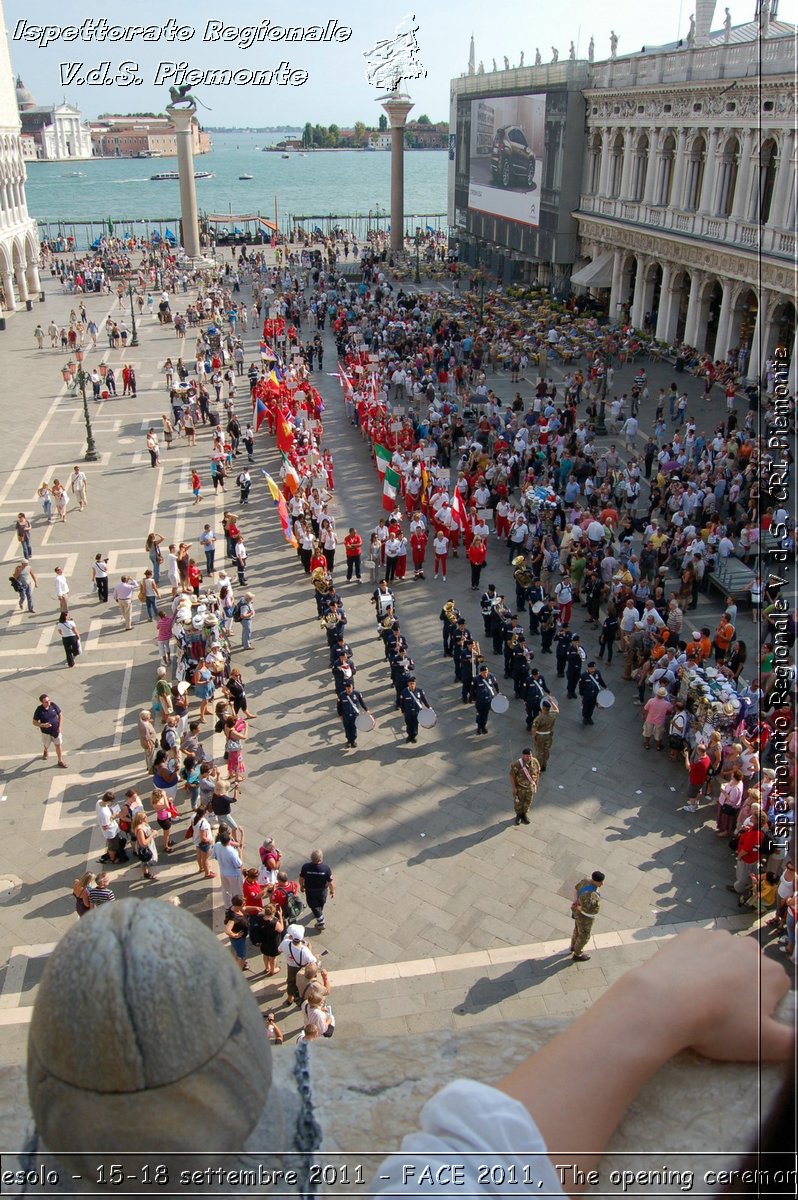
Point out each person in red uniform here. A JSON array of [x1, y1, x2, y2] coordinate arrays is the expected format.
[[411, 527, 428, 579], [344, 528, 363, 582], [467, 535, 488, 590]]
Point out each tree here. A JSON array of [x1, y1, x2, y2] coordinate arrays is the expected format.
[[353, 121, 366, 147], [302, 121, 312, 149], [417, 113, 432, 125], [327, 123, 340, 148], [378, 113, 388, 131]]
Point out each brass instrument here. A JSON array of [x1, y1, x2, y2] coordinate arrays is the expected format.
[[320, 612, 339, 631], [311, 567, 330, 595], [511, 555, 526, 567], [471, 638, 484, 668], [380, 612, 396, 629], [507, 633, 519, 651], [513, 565, 534, 589]]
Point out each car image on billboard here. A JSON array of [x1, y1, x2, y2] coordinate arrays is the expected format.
[[467, 93, 545, 227], [491, 126, 536, 189]]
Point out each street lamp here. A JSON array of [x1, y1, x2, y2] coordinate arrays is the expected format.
[[414, 227, 421, 285], [74, 349, 99, 462], [127, 278, 139, 347]]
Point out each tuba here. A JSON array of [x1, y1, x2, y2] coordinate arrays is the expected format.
[[311, 567, 330, 594]]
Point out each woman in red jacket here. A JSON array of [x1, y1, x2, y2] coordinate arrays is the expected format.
[[467, 535, 487, 590]]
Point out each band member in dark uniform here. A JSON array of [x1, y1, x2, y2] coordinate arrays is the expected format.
[[337, 680, 370, 747], [474, 663, 501, 735], [579, 661, 607, 725], [400, 676, 432, 743]]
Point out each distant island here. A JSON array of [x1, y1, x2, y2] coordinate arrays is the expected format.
[[206, 126, 303, 134]]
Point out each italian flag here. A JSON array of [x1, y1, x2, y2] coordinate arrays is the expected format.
[[450, 488, 471, 533], [382, 466, 401, 512], [374, 443, 392, 477]]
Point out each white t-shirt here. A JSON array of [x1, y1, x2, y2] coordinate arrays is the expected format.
[[372, 1080, 563, 1197]]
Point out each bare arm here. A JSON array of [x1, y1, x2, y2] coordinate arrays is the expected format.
[[496, 930, 791, 1192]]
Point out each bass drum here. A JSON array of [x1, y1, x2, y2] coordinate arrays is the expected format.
[[596, 689, 615, 709], [418, 707, 438, 729], [355, 712, 376, 732], [490, 694, 510, 714]]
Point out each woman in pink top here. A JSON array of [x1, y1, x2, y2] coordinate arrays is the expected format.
[[716, 769, 744, 837], [641, 686, 673, 750]]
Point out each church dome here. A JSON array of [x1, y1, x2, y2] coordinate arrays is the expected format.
[[16, 77, 37, 111]]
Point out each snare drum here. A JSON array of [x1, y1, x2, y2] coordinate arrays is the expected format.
[[354, 712, 376, 732], [418, 707, 438, 729], [596, 689, 615, 709], [490, 694, 510, 714]]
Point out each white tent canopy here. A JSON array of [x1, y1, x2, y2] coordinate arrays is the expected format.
[[571, 250, 614, 289]]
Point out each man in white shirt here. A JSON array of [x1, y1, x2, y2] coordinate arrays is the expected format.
[[69, 466, 88, 512], [53, 566, 70, 614], [113, 576, 139, 631], [96, 791, 127, 864]]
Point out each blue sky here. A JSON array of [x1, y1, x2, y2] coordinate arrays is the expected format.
[[6, 0, 792, 126]]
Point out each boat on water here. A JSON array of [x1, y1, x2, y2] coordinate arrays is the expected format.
[[281, 153, 290, 159], [151, 170, 214, 181], [63, 171, 85, 177], [239, 174, 254, 180]]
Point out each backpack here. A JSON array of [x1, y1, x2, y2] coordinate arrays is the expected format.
[[232, 599, 243, 623], [283, 887, 303, 922]]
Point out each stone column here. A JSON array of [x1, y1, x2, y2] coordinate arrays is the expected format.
[[619, 127, 635, 198], [747, 287, 771, 383], [381, 94, 414, 253], [630, 255, 650, 328], [166, 104, 201, 259], [655, 262, 674, 340], [713, 281, 735, 361], [598, 126, 614, 196], [25, 259, 41, 297], [730, 129, 755, 221], [682, 269, 705, 347], [1, 262, 16, 311], [608, 249, 624, 316], [670, 129, 689, 209], [15, 261, 29, 303], [643, 130, 660, 205], [699, 127, 721, 213], [770, 129, 795, 229]]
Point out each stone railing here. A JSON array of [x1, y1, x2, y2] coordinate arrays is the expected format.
[[587, 34, 796, 89], [577, 194, 795, 259]]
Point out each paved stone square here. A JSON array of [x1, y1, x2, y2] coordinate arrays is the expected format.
[[0, 253, 783, 1068]]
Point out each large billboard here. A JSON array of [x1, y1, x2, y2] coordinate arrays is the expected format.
[[467, 94, 545, 227]]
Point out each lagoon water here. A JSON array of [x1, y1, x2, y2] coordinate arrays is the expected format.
[[25, 131, 449, 241]]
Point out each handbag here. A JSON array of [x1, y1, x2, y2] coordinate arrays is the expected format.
[[136, 844, 153, 863], [721, 802, 739, 817]]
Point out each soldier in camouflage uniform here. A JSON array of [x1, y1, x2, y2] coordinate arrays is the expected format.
[[569, 870, 605, 960], [509, 748, 541, 825], [531, 701, 558, 770]]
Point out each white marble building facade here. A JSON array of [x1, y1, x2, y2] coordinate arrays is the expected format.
[[0, 0, 40, 314], [574, 13, 796, 388]]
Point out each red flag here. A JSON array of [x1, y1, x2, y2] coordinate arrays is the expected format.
[[276, 408, 295, 454], [450, 489, 471, 534]]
